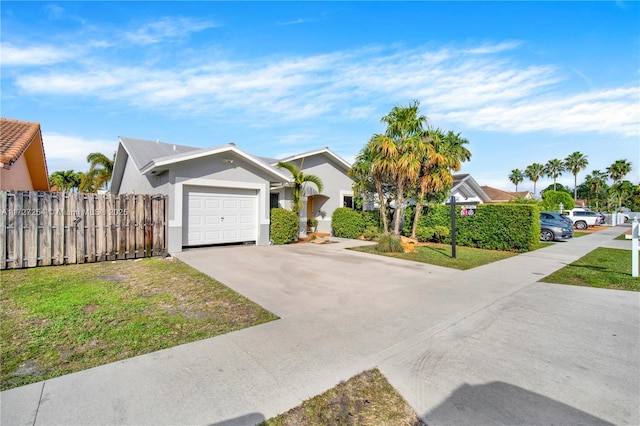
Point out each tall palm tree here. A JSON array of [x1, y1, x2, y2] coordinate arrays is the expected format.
[[544, 159, 565, 191], [410, 129, 471, 240], [350, 137, 391, 233], [86, 152, 115, 191], [524, 163, 544, 195], [379, 101, 428, 236], [607, 159, 632, 211], [509, 169, 524, 192], [607, 159, 632, 184], [276, 160, 324, 216], [584, 170, 608, 209], [564, 151, 589, 201]]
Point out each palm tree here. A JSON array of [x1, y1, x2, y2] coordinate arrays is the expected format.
[[410, 129, 471, 240], [544, 159, 565, 191], [564, 151, 589, 201], [524, 163, 544, 195], [276, 160, 324, 216], [509, 169, 524, 192], [607, 159, 632, 184], [78, 172, 96, 193], [610, 180, 635, 211], [49, 170, 80, 192], [584, 170, 608, 209], [350, 138, 391, 233], [378, 101, 428, 236], [607, 159, 632, 211], [86, 152, 115, 191]]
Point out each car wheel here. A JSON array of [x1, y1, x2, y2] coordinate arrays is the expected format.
[[540, 229, 554, 242], [575, 221, 587, 230]]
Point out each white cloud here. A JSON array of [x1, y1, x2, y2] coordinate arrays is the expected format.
[[123, 17, 218, 45], [277, 18, 313, 26], [0, 42, 77, 66], [443, 87, 640, 137], [8, 42, 640, 138], [43, 133, 116, 173], [464, 41, 522, 54]]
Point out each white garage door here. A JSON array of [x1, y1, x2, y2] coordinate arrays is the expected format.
[[183, 186, 258, 246]]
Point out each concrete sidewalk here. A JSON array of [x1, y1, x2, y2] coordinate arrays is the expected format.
[[2, 226, 638, 425]]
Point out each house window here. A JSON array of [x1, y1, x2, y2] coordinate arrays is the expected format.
[[343, 195, 354, 209], [270, 193, 280, 210]]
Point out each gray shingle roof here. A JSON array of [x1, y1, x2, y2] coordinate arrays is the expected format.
[[118, 137, 200, 170]]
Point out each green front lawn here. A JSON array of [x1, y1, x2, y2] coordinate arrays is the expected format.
[[615, 232, 632, 241], [540, 247, 640, 291], [0, 258, 277, 390], [352, 243, 516, 270]]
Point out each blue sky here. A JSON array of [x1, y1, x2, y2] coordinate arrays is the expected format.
[[2, 1, 639, 192]]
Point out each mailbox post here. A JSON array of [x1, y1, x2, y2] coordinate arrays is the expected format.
[[632, 218, 639, 278], [450, 196, 456, 259]]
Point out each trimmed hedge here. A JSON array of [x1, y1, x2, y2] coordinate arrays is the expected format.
[[332, 204, 539, 251], [270, 208, 299, 244], [412, 204, 540, 252], [541, 190, 575, 211], [331, 207, 366, 238]]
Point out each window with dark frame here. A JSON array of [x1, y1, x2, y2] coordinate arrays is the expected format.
[[270, 193, 279, 210], [343, 195, 354, 209]]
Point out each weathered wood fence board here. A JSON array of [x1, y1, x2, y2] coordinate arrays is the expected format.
[[0, 191, 168, 270]]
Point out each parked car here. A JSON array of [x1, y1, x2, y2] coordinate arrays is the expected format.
[[562, 209, 600, 230], [540, 219, 574, 242], [540, 211, 573, 228]]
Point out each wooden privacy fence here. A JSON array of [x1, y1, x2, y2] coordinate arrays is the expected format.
[[1, 191, 168, 270]]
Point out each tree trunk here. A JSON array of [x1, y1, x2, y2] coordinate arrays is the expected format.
[[374, 178, 389, 233], [392, 182, 404, 236], [411, 198, 424, 240]]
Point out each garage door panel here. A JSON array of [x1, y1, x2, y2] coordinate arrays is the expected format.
[[205, 231, 221, 240], [205, 199, 221, 209], [205, 215, 220, 225], [239, 229, 254, 238], [183, 187, 257, 246]]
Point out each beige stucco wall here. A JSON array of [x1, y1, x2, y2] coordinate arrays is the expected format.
[[0, 156, 34, 191]]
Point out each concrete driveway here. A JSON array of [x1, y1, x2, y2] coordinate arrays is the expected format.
[[2, 229, 638, 425]]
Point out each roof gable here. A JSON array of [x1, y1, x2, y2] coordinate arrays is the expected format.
[[275, 148, 351, 173], [451, 174, 490, 203], [111, 137, 291, 189], [0, 118, 49, 190]]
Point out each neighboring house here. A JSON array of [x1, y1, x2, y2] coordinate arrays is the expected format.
[[110, 137, 353, 252], [0, 118, 49, 191], [447, 174, 491, 205], [481, 185, 534, 203], [365, 173, 490, 212]]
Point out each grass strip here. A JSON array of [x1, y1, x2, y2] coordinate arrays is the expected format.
[[540, 247, 639, 292], [0, 257, 277, 390], [351, 243, 516, 270], [260, 369, 425, 426]]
